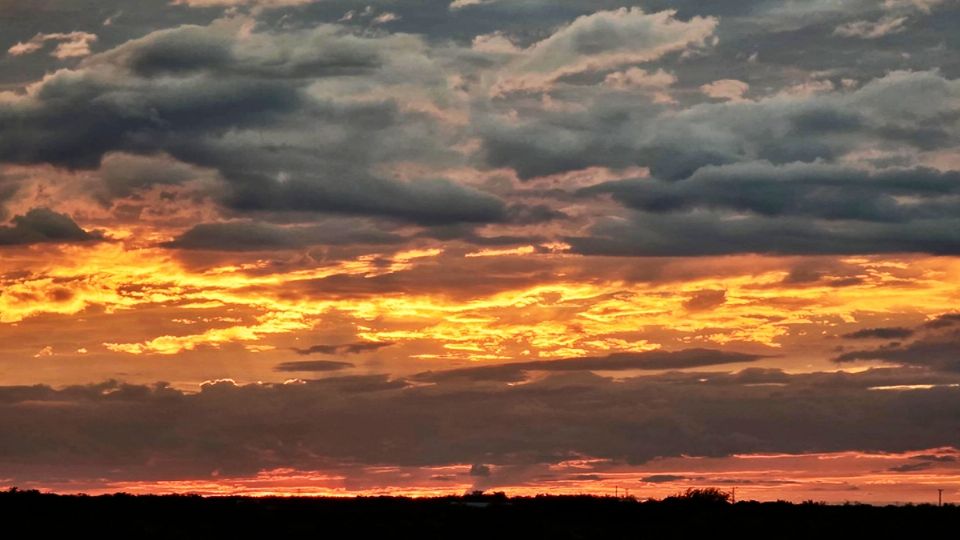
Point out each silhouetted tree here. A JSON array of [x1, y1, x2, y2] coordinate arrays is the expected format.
[[666, 487, 731, 505]]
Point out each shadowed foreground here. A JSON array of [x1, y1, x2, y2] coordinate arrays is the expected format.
[[1, 488, 957, 539]]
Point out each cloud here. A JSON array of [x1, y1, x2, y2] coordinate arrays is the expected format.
[[2, 367, 960, 484], [0, 208, 102, 246], [171, 0, 317, 6], [413, 348, 765, 383], [604, 67, 677, 103], [925, 314, 960, 329], [495, 8, 717, 92], [683, 289, 727, 311], [469, 463, 491, 477], [2, 6, 958, 256], [371, 12, 400, 25], [842, 327, 916, 340], [97, 152, 219, 198], [165, 220, 409, 250], [603, 68, 676, 90], [582, 162, 960, 223], [834, 314, 960, 371], [882, 451, 959, 473], [642, 474, 688, 483], [888, 461, 934, 472], [8, 32, 97, 59], [883, 0, 945, 13], [571, 158, 960, 256], [273, 360, 355, 372], [700, 79, 750, 101], [292, 341, 395, 356], [566, 210, 960, 256], [480, 69, 960, 181], [834, 16, 909, 39], [449, 0, 493, 9], [912, 453, 958, 462], [0, 18, 507, 226]]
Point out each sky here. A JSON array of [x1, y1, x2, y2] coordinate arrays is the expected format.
[[0, 0, 959, 504]]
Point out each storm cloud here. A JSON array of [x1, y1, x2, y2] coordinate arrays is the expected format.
[[0, 208, 102, 246]]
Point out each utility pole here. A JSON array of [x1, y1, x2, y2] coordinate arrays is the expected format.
[[731, 487, 736, 504], [939, 489, 943, 507], [615, 486, 619, 498]]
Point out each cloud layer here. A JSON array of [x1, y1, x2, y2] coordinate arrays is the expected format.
[[2, 366, 959, 485]]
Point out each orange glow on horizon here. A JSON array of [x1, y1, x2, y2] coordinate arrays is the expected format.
[[9, 449, 959, 505]]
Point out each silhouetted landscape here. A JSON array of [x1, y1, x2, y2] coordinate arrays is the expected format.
[[2, 488, 957, 539]]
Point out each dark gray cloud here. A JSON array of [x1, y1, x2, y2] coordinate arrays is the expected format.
[[0, 208, 102, 246], [683, 289, 726, 311], [469, 463, 491, 477], [220, 174, 506, 226], [292, 341, 395, 356], [842, 327, 915, 340], [887, 451, 960, 472], [582, 163, 960, 223], [641, 474, 687, 483], [273, 360, 355, 373], [1, 2, 958, 252], [924, 314, 960, 329], [912, 453, 958, 463], [96, 152, 217, 198], [566, 211, 960, 256], [0, 174, 20, 221], [1, 366, 959, 484], [0, 0, 222, 87], [480, 70, 960, 181], [413, 348, 765, 383], [418, 223, 546, 247], [888, 461, 934, 473], [92, 20, 393, 80], [835, 314, 960, 371], [475, 65, 960, 259], [780, 259, 868, 287], [503, 203, 569, 225], [0, 19, 507, 226], [165, 220, 408, 250]]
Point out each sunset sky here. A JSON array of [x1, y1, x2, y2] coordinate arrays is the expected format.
[[1, 0, 960, 504]]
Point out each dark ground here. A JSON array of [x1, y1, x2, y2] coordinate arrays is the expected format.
[[1, 487, 957, 539]]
